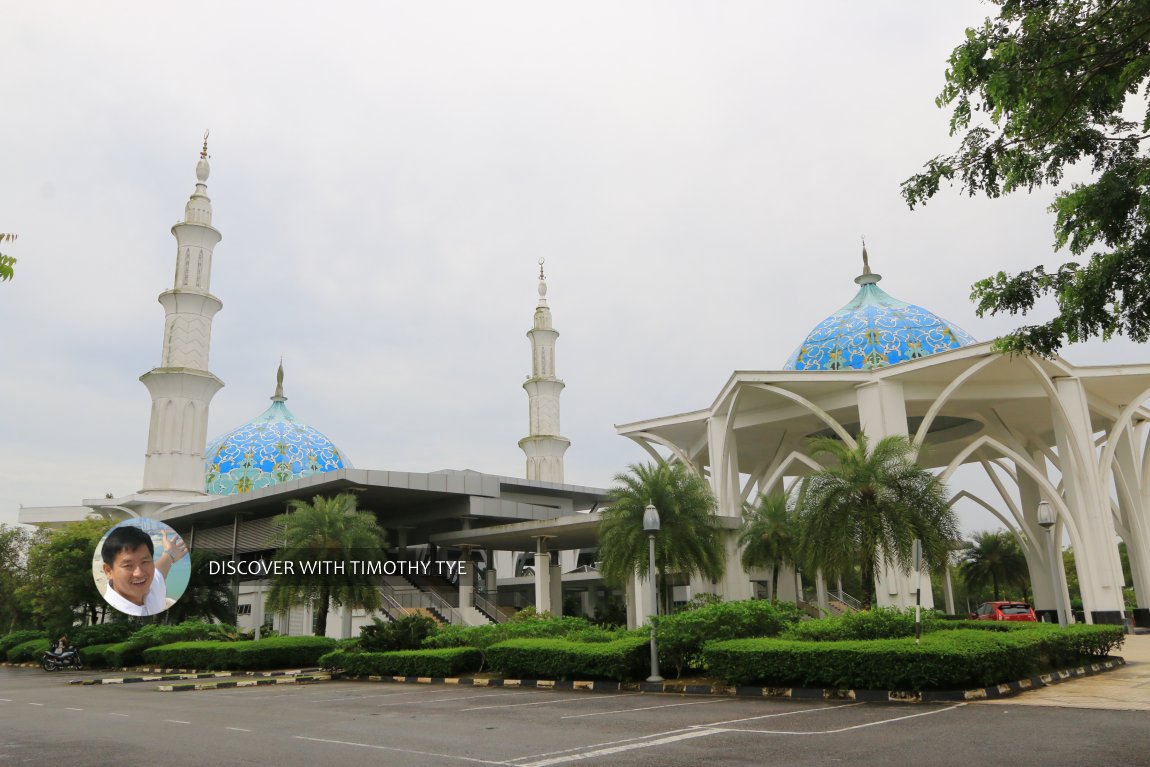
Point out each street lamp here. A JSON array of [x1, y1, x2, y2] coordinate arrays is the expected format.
[[1037, 500, 1068, 628], [643, 503, 663, 683]]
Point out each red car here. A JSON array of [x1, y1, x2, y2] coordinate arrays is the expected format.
[[971, 601, 1037, 621]]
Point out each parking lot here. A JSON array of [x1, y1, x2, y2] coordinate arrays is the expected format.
[[0, 667, 1144, 766]]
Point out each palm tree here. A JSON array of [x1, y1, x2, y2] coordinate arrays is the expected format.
[[598, 462, 725, 612], [959, 530, 1030, 602], [739, 492, 799, 601], [265, 493, 388, 636], [164, 550, 236, 625], [794, 432, 960, 608]]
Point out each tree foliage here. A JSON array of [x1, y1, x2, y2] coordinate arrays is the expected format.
[[903, 0, 1150, 355], [265, 493, 388, 636], [794, 433, 960, 607], [738, 492, 799, 601], [0, 524, 38, 632], [163, 550, 236, 625], [959, 529, 1031, 601], [0, 233, 16, 282], [598, 462, 725, 605], [17, 518, 114, 630]]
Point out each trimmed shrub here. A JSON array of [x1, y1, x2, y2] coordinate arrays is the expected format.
[[97, 621, 243, 667], [360, 614, 439, 652], [70, 622, 135, 647], [486, 637, 649, 681], [7, 638, 51, 663], [782, 607, 940, 642], [79, 643, 120, 667], [422, 614, 597, 650], [321, 647, 482, 677], [142, 636, 337, 670], [1, 630, 44, 660], [655, 600, 803, 677], [704, 623, 1126, 691]]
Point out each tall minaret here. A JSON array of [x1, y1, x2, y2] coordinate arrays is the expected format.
[[519, 259, 570, 483], [139, 134, 225, 495]]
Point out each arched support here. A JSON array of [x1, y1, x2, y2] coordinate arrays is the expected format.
[[912, 354, 1002, 457], [749, 384, 857, 449]]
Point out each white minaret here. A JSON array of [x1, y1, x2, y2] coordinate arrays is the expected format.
[[519, 259, 570, 483], [139, 134, 225, 495]]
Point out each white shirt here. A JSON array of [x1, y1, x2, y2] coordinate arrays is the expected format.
[[102, 567, 168, 616]]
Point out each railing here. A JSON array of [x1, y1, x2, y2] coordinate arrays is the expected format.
[[830, 589, 863, 612], [378, 585, 410, 622], [380, 576, 465, 625], [472, 591, 506, 624]]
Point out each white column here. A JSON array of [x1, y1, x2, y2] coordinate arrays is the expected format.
[[857, 380, 935, 609], [532, 537, 552, 613], [1052, 377, 1126, 623], [549, 560, 563, 617]]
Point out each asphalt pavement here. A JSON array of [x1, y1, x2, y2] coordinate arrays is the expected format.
[[1, 661, 1146, 767]]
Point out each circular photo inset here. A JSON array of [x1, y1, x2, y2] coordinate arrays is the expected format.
[[92, 518, 191, 617]]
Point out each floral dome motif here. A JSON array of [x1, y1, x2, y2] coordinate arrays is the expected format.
[[204, 365, 350, 495], [783, 251, 976, 371]]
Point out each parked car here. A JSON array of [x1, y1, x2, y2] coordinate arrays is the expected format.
[[971, 601, 1037, 622]]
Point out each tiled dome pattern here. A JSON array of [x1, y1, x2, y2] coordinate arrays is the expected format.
[[784, 279, 976, 371], [205, 400, 350, 495]]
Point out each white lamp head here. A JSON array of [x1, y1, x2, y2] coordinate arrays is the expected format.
[[1037, 500, 1055, 529], [643, 504, 661, 533]]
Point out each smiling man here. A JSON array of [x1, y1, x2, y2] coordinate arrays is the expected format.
[[99, 524, 187, 616]]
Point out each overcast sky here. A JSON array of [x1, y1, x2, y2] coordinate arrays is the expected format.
[[2, 2, 1144, 535]]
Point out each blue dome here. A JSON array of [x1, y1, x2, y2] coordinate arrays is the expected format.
[[783, 268, 976, 371], [205, 398, 351, 495]]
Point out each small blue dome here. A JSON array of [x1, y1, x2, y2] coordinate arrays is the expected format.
[[205, 395, 350, 495], [783, 266, 976, 371]]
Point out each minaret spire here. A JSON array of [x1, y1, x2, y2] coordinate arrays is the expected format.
[[519, 259, 570, 483], [272, 358, 286, 402], [854, 236, 882, 286], [139, 136, 225, 495]]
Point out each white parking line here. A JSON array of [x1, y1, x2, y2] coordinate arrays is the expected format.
[[294, 735, 510, 765], [64, 707, 84, 711], [691, 703, 861, 728], [374, 692, 519, 707], [311, 691, 428, 702], [27, 703, 44, 707], [516, 729, 723, 767], [226, 727, 252, 732], [0, 698, 11, 702], [716, 703, 967, 735], [109, 713, 130, 717], [461, 694, 639, 712], [164, 720, 191, 724], [561, 699, 726, 719]]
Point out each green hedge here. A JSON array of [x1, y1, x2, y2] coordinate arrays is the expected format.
[[79, 643, 120, 667], [96, 621, 243, 667], [141, 636, 337, 670], [7, 638, 51, 663], [320, 648, 483, 677], [655, 600, 802, 677], [486, 637, 649, 681], [782, 608, 938, 642], [703, 624, 1126, 691], [1, 631, 44, 660], [70, 622, 135, 647], [422, 615, 603, 650]]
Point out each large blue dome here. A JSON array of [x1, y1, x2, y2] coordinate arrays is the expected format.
[[205, 369, 350, 495], [783, 259, 976, 371]]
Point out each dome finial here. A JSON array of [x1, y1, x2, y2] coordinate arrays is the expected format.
[[201, 129, 210, 160], [854, 236, 881, 285], [272, 357, 287, 402], [537, 258, 548, 300]]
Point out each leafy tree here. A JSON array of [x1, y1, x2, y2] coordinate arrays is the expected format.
[[903, 0, 1150, 355], [738, 492, 799, 601], [0, 524, 38, 632], [959, 529, 1031, 601], [794, 433, 960, 608], [598, 462, 725, 613], [163, 550, 235, 625], [0, 233, 16, 282], [18, 518, 114, 629], [265, 493, 388, 636]]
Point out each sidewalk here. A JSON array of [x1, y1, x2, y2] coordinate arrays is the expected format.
[[981, 632, 1150, 710]]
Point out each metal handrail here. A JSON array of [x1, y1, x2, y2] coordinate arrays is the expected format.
[[830, 589, 863, 611], [471, 591, 506, 624]]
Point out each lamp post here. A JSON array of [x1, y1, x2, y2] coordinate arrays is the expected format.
[[643, 503, 663, 683], [1037, 500, 1068, 628]]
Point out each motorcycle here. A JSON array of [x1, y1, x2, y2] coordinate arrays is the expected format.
[[41, 646, 83, 672]]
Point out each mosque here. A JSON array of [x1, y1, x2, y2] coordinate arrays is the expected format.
[[20, 143, 1150, 631]]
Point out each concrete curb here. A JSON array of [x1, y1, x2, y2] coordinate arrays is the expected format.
[[331, 656, 1127, 704], [159, 674, 330, 692], [69, 668, 325, 686]]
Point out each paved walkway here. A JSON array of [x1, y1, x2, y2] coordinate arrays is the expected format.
[[981, 632, 1150, 711]]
